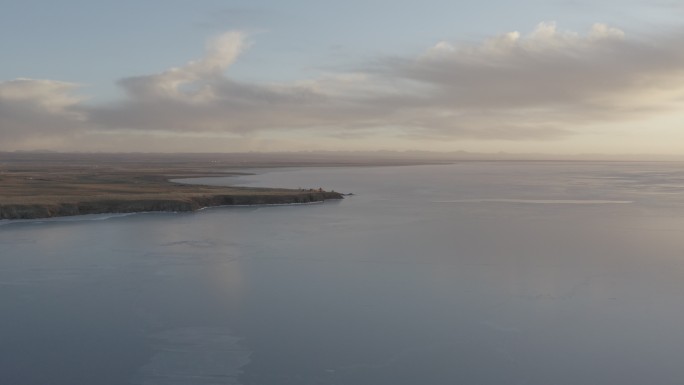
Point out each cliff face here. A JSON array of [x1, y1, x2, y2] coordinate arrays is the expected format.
[[0, 192, 343, 220]]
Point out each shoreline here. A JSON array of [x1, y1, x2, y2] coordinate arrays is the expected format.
[[0, 199, 340, 226], [0, 153, 358, 221], [0, 190, 344, 220]]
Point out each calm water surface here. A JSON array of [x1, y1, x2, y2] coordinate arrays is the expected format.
[[3, 162, 684, 384]]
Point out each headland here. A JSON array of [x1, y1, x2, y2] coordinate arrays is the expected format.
[[0, 153, 350, 220]]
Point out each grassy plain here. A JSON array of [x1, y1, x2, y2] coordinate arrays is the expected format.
[[0, 153, 358, 218]]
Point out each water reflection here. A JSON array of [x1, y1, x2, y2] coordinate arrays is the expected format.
[[3, 162, 684, 384]]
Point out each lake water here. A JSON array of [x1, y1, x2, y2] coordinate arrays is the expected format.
[[3, 162, 684, 384]]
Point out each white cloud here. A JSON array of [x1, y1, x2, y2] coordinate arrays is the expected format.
[[0, 79, 85, 148], [3, 24, 684, 151], [386, 22, 684, 136], [0, 78, 83, 115], [117, 31, 246, 102]]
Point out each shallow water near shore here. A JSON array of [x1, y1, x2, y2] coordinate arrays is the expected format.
[[4, 161, 684, 384]]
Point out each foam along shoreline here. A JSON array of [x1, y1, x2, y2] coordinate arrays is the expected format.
[[0, 191, 344, 220]]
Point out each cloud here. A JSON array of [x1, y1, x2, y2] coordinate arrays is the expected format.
[[378, 22, 684, 136], [86, 31, 405, 135], [4, 24, 684, 151], [86, 24, 684, 142], [0, 79, 85, 148], [117, 32, 246, 101]]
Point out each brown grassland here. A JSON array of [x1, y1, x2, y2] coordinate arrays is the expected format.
[[0, 153, 349, 219]]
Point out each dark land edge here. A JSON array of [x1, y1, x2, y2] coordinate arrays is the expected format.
[[0, 191, 344, 220]]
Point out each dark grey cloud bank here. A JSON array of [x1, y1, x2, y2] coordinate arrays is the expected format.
[[2, 23, 684, 150]]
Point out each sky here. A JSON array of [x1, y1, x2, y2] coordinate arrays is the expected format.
[[1, 0, 684, 154]]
